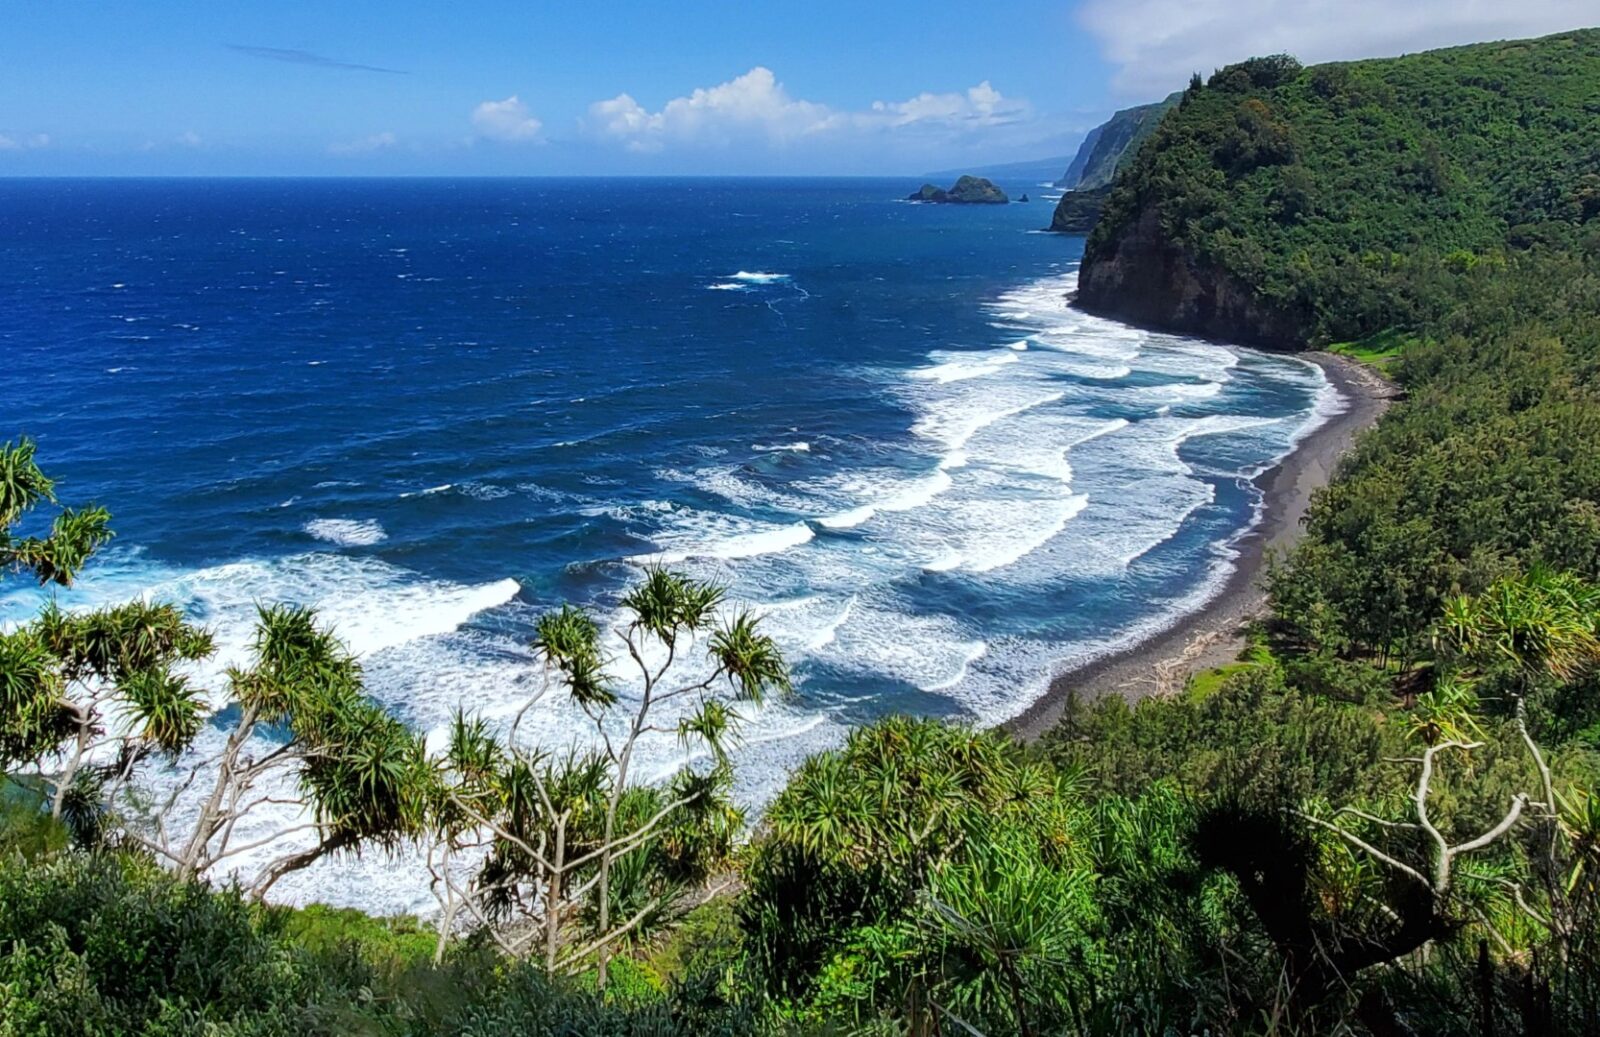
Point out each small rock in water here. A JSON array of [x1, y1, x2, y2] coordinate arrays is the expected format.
[[906, 175, 1009, 205]]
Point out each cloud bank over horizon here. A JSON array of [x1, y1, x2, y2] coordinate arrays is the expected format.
[[580, 66, 1040, 168], [1080, 0, 1595, 95]]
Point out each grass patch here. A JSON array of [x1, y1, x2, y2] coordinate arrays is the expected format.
[[274, 902, 439, 973], [1184, 641, 1277, 701], [1327, 326, 1418, 373]]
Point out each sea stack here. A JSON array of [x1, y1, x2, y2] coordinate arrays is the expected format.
[[906, 175, 1009, 204]]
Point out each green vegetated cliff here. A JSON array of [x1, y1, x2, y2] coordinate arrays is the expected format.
[[1058, 92, 1182, 190], [1078, 30, 1600, 346], [1049, 93, 1180, 232], [1048, 183, 1111, 232]]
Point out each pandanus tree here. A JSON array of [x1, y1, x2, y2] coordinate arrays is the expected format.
[[128, 603, 433, 897], [429, 567, 786, 981], [747, 717, 1096, 1032], [0, 438, 213, 840], [2, 437, 431, 893]]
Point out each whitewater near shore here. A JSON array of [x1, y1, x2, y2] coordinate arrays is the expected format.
[[1, 179, 1341, 912], [1007, 350, 1394, 738]]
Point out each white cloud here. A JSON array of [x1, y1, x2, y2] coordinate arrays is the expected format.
[[585, 67, 1029, 153], [867, 81, 1026, 129], [1078, 0, 1595, 95], [586, 68, 831, 152], [176, 130, 202, 148], [0, 132, 50, 151], [471, 95, 543, 142], [329, 131, 397, 155]]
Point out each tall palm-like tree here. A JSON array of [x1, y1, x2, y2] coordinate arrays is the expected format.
[[0, 438, 213, 826], [430, 567, 787, 981]]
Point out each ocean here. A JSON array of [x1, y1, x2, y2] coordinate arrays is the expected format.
[[0, 177, 1338, 911]]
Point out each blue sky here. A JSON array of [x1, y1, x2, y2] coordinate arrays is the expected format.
[[1, 0, 1592, 175]]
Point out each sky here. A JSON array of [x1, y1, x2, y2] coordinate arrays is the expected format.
[[0, 0, 1593, 176]]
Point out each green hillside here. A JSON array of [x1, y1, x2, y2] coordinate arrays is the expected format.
[[1080, 30, 1600, 346], [1058, 91, 1181, 190]]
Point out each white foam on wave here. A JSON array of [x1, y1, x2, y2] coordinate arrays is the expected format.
[[817, 467, 954, 529], [707, 282, 748, 291], [662, 464, 819, 515], [399, 483, 453, 498], [910, 385, 1065, 452], [959, 493, 1090, 574], [910, 350, 1021, 384], [729, 271, 789, 284], [304, 518, 387, 547], [631, 515, 815, 563], [1283, 361, 1347, 451], [753, 441, 810, 453], [816, 599, 987, 694], [760, 594, 860, 652], [924, 640, 990, 691]]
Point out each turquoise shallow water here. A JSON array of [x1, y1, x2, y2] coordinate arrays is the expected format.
[[0, 177, 1336, 910]]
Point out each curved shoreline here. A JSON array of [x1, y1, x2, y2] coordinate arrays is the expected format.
[[1003, 349, 1394, 741]]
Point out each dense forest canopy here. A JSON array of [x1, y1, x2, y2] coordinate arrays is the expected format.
[[1080, 29, 1600, 347]]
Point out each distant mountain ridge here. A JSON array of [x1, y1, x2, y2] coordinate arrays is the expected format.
[[921, 155, 1076, 183], [1058, 92, 1182, 190]]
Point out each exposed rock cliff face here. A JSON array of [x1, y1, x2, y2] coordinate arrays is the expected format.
[[1048, 185, 1108, 233], [1076, 207, 1303, 348]]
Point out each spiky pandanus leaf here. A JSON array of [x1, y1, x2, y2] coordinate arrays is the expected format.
[[708, 611, 790, 702], [6, 506, 114, 587], [0, 436, 56, 528], [40, 600, 214, 684], [678, 697, 740, 765], [0, 628, 73, 766], [534, 605, 615, 707], [445, 709, 505, 788], [119, 668, 205, 756], [621, 566, 724, 643], [299, 701, 431, 849], [1407, 674, 1485, 745]]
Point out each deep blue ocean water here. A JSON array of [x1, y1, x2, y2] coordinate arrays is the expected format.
[[0, 178, 1337, 909]]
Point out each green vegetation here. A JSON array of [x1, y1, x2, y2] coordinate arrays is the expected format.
[[7, 27, 1600, 1036], [1326, 327, 1416, 374], [1082, 30, 1600, 346], [1047, 184, 1110, 233], [908, 175, 1010, 204], [1182, 638, 1276, 700], [1058, 92, 1182, 191]]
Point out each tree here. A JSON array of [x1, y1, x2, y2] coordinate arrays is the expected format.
[[2, 436, 432, 894], [122, 603, 433, 897], [429, 568, 787, 981], [0, 438, 213, 838], [1287, 569, 1600, 1026], [745, 718, 1100, 1031]]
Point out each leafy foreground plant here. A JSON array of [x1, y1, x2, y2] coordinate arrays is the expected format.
[[1, 437, 435, 895], [0, 849, 763, 1036], [427, 566, 790, 986]]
